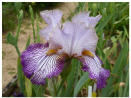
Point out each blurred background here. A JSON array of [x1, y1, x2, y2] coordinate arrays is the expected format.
[[2, 2, 129, 97]]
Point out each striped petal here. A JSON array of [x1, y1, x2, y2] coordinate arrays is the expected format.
[[21, 43, 67, 85], [79, 53, 110, 89]]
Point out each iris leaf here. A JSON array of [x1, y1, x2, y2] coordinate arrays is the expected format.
[[25, 35, 31, 49], [25, 77, 32, 97], [17, 57, 26, 95], [29, 5, 36, 43], [32, 84, 45, 97], [64, 59, 78, 96], [101, 40, 129, 96], [73, 72, 89, 97]]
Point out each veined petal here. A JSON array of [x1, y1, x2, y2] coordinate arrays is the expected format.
[[39, 10, 63, 40], [39, 10, 100, 57], [60, 12, 101, 56], [61, 22, 75, 55], [40, 10, 63, 27], [21, 43, 67, 85], [61, 21, 98, 56], [72, 27, 98, 55], [79, 53, 110, 89], [46, 22, 75, 55], [39, 26, 52, 41], [72, 12, 102, 28], [88, 15, 102, 28]]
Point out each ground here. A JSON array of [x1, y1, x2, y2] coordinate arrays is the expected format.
[[2, 2, 78, 89]]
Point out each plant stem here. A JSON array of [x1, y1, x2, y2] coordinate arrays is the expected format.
[[31, 18, 35, 42], [15, 45, 21, 57]]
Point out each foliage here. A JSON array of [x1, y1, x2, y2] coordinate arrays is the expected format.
[[5, 2, 129, 97], [87, 2, 129, 97], [2, 2, 60, 32]]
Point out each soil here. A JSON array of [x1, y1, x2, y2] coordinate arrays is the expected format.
[[2, 2, 78, 89]]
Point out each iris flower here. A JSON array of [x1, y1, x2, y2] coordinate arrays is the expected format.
[[21, 10, 110, 89]]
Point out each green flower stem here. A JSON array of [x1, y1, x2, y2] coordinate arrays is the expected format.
[[32, 25, 36, 43], [16, 21, 21, 42], [15, 45, 21, 57]]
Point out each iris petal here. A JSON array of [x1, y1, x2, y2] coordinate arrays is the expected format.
[[40, 10, 62, 27], [79, 53, 110, 89], [39, 10, 101, 56], [21, 43, 66, 85], [72, 12, 102, 28], [39, 10, 63, 40], [61, 22, 98, 56]]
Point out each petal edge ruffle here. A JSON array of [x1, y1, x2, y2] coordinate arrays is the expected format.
[[21, 43, 67, 85], [79, 54, 110, 89]]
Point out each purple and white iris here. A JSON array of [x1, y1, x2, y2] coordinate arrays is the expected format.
[[21, 10, 110, 89]]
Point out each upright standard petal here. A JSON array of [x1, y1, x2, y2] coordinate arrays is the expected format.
[[39, 10, 63, 40], [40, 9, 63, 27], [79, 52, 110, 89], [72, 12, 102, 28], [72, 27, 98, 56], [61, 21, 98, 56], [21, 43, 67, 85]]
